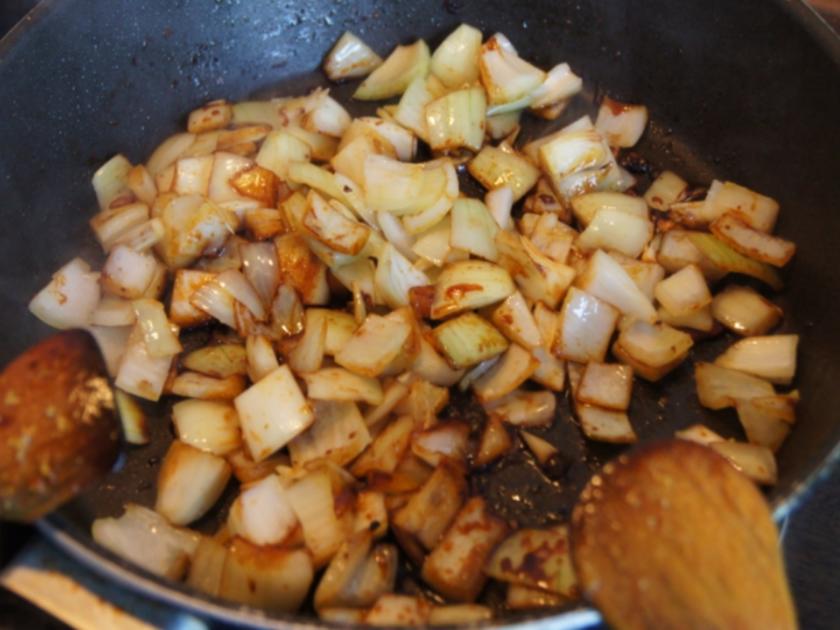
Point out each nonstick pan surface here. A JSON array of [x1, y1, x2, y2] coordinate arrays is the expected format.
[[0, 0, 838, 627]]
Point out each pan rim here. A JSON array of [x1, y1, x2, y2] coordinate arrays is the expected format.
[[7, 0, 840, 626]]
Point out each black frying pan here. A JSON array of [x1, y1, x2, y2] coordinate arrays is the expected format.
[[0, 0, 839, 627]]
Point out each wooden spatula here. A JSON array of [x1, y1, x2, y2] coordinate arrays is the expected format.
[[0, 331, 119, 522], [571, 439, 797, 630]]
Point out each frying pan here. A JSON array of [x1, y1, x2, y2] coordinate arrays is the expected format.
[[0, 0, 838, 627]]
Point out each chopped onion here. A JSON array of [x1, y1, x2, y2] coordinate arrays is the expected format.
[[155, 440, 232, 525], [688, 232, 783, 290], [495, 231, 575, 308], [711, 285, 782, 336], [702, 180, 779, 233], [289, 400, 371, 468], [576, 207, 653, 258], [169, 371, 247, 400], [169, 269, 215, 327], [595, 97, 648, 148], [478, 34, 546, 106], [578, 250, 657, 323], [485, 185, 514, 230], [450, 198, 499, 262], [219, 540, 313, 613], [527, 213, 577, 264], [351, 116, 418, 162], [644, 170, 688, 211], [468, 145, 540, 202], [132, 298, 181, 357], [695, 362, 776, 410], [520, 431, 558, 466], [577, 363, 633, 411], [485, 389, 556, 428], [90, 202, 149, 251], [324, 31, 383, 81], [92, 504, 199, 580], [430, 260, 514, 319], [173, 154, 213, 196], [613, 320, 693, 382], [240, 241, 279, 308], [539, 129, 610, 181], [735, 395, 796, 452], [100, 244, 158, 299], [430, 23, 482, 88], [304, 191, 371, 255], [285, 468, 343, 566], [92, 154, 133, 211], [654, 264, 712, 317], [190, 280, 237, 328], [287, 308, 327, 373], [29, 258, 100, 330], [115, 323, 173, 401], [710, 441, 778, 485], [335, 313, 411, 377], [472, 344, 538, 403], [411, 421, 470, 467], [675, 423, 725, 446], [710, 212, 795, 267], [366, 595, 432, 626], [485, 525, 576, 596], [303, 367, 384, 405], [433, 312, 509, 369], [363, 154, 447, 215], [475, 416, 513, 466], [182, 343, 247, 378], [114, 389, 149, 445], [352, 416, 414, 477], [554, 287, 619, 363], [658, 304, 715, 332], [491, 291, 542, 349], [714, 334, 798, 385], [172, 399, 242, 455], [421, 496, 508, 602], [425, 87, 486, 152], [374, 243, 430, 308], [354, 40, 430, 101], [228, 474, 297, 546], [256, 129, 311, 180], [234, 365, 314, 462]]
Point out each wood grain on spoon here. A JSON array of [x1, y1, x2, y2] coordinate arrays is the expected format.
[[0, 331, 118, 522], [571, 439, 796, 630]]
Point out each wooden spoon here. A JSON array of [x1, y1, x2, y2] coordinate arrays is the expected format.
[[0, 331, 119, 522], [571, 439, 797, 630]]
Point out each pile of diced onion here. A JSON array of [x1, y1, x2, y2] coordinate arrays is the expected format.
[[28, 23, 799, 624]]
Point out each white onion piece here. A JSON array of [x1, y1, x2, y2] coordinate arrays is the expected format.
[[234, 365, 314, 461], [430, 23, 482, 88], [354, 117, 417, 162], [554, 287, 619, 363], [303, 368, 383, 405], [411, 336, 465, 387], [29, 258, 100, 330], [714, 334, 798, 385], [217, 270, 266, 321], [710, 441, 778, 485], [289, 400, 371, 468], [374, 243, 430, 309], [468, 146, 540, 202], [354, 40, 430, 101], [530, 63, 582, 109], [433, 312, 509, 370], [425, 87, 486, 152], [100, 245, 157, 300], [595, 97, 649, 148], [643, 170, 688, 211], [240, 241, 279, 307], [702, 180, 779, 233], [578, 250, 657, 323], [92, 154, 133, 211], [695, 362, 776, 410], [114, 324, 173, 401], [412, 216, 453, 266], [654, 264, 712, 317], [90, 202, 149, 251], [228, 474, 298, 546], [431, 260, 514, 319], [472, 344, 539, 403], [324, 31, 383, 81], [364, 154, 447, 216], [245, 335, 279, 382], [285, 469, 343, 566], [711, 285, 782, 336], [92, 504, 199, 580], [132, 298, 181, 358], [710, 212, 796, 267], [613, 320, 693, 382], [155, 440, 232, 526], [485, 389, 556, 428], [491, 291, 542, 349], [395, 76, 443, 142], [450, 198, 499, 261], [478, 34, 545, 106], [577, 363, 633, 411], [675, 424, 725, 446], [412, 421, 470, 467], [485, 186, 514, 230], [172, 399, 242, 455], [538, 130, 610, 181], [304, 91, 352, 138], [147, 132, 195, 176], [335, 313, 411, 378], [174, 155, 213, 196], [208, 152, 253, 203], [190, 281, 237, 329]]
